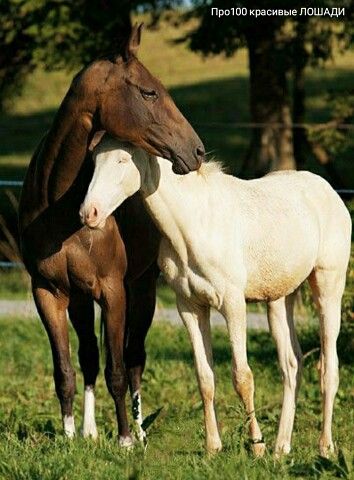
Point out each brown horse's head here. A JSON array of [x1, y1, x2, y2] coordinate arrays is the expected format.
[[76, 24, 204, 174]]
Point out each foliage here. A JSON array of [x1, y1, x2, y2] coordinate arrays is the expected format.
[[184, 0, 354, 61], [0, 0, 133, 110], [308, 92, 354, 156], [0, 318, 353, 479], [0, 0, 182, 110], [179, 0, 354, 175]]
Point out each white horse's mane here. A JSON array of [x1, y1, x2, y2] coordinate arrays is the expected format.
[[197, 160, 224, 178], [95, 137, 225, 180]]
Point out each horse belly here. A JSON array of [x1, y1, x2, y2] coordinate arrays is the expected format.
[[244, 221, 319, 302]]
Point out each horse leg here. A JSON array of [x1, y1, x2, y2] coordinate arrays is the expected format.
[[309, 268, 344, 457], [221, 293, 265, 457], [32, 279, 75, 437], [125, 263, 158, 442], [267, 293, 303, 456], [68, 292, 99, 439], [100, 275, 132, 447], [177, 296, 221, 453]]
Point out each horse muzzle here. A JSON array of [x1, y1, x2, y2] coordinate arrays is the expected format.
[[79, 202, 106, 230], [171, 146, 205, 175]]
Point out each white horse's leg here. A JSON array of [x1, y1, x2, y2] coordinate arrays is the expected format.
[[309, 269, 344, 457], [177, 297, 222, 453], [267, 293, 302, 456], [221, 293, 265, 457], [82, 385, 98, 439]]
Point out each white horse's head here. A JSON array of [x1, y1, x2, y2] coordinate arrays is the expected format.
[[80, 137, 145, 229]]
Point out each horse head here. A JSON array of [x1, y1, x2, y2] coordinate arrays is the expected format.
[[74, 24, 205, 174]]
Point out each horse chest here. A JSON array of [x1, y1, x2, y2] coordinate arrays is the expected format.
[[158, 239, 222, 308]]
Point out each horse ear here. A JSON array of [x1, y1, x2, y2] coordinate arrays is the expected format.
[[89, 130, 106, 152], [125, 23, 143, 59]]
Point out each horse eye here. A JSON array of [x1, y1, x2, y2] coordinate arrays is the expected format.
[[140, 88, 158, 101]]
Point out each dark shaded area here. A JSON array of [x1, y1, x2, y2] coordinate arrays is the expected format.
[[0, 109, 53, 163], [148, 325, 353, 367], [1, 70, 353, 182]]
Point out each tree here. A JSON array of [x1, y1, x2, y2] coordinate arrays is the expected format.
[[0, 0, 180, 110], [183, 0, 353, 178]]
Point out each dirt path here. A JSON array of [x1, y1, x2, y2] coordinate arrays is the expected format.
[[0, 299, 269, 330]]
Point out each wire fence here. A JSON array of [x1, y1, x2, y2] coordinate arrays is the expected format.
[[0, 177, 353, 269], [194, 121, 354, 131], [0, 180, 23, 187]]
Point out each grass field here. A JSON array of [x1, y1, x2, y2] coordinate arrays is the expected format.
[[0, 318, 353, 480]]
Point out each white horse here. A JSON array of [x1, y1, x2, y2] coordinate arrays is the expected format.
[[80, 137, 351, 457]]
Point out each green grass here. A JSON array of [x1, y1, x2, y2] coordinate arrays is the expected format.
[[0, 318, 352, 479], [0, 209, 353, 476]]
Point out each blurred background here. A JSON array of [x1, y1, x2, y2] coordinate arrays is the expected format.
[[0, 0, 353, 312]]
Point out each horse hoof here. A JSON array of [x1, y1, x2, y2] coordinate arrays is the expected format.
[[252, 441, 266, 457], [137, 430, 147, 447], [319, 442, 335, 458], [274, 443, 291, 459], [82, 424, 98, 440], [119, 435, 135, 449], [206, 440, 222, 454], [63, 415, 76, 439]]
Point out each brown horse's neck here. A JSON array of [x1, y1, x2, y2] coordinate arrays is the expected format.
[[40, 94, 94, 202], [20, 91, 95, 230]]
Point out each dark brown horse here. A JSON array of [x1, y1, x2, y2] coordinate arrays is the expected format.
[[18, 24, 204, 446]]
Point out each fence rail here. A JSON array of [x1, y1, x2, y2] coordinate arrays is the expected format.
[[0, 179, 353, 269], [0, 180, 23, 187]]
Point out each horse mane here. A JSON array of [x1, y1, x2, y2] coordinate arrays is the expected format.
[[197, 161, 225, 179]]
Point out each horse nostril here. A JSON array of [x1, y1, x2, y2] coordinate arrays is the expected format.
[[196, 146, 205, 157], [195, 146, 205, 165], [80, 204, 100, 227], [88, 206, 98, 222]]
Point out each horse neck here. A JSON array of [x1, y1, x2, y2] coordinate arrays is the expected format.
[[23, 92, 94, 215], [140, 157, 203, 262]]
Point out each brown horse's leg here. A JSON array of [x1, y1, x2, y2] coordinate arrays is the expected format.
[[32, 278, 75, 437], [68, 293, 99, 439], [100, 274, 132, 447], [125, 262, 158, 442]]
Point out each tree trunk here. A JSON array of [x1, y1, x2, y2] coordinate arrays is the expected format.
[[240, 32, 295, 178], [293, 62, 308, 170]]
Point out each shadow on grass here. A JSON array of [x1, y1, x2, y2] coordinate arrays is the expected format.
[[148, 324, 353, 367], [17, 419, 57, 440], [1, 68, 352, 182], [147, 328, 280, 371], [289, 450, 352, 478]]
